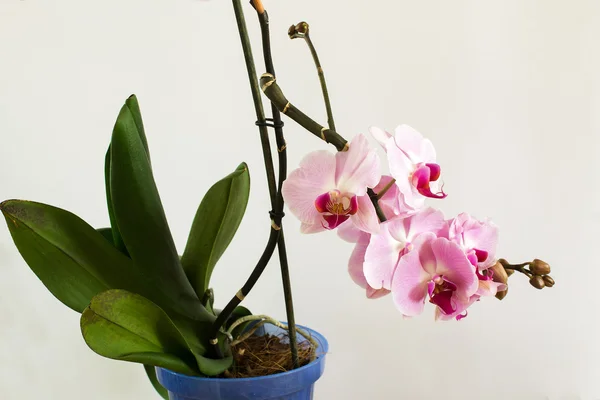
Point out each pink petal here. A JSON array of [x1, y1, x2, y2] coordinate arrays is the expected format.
[[476, 280, 507, 297], [364, 221, 402, 290], [429, 290, 456, 315], [335, 134, 381, 196], [348, 240, 369, 289], [282, 150, 336, 226], [347, 235, 391, 300], [388, 207, 446, 244], [367, 287, 391, 299], [386, 140, 424, 210], [412, 164, 447, 199], [374, 175, 403, 217], [430, 238, 479, 298], [369, 126, 393, 149], [337, 221, 365, 243], [300, 222, 326, 234], [449, 213, 499, 269], [350, 195, 380, 234], [323, 214, 350, 230], [414, 232, 438, 276], [393, 125, 436, 164], [391, 247, 431, 317]]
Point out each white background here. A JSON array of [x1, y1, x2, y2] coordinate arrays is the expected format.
[[0, 0, 598, 399]]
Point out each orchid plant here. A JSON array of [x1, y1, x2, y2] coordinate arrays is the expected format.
[[0, 0, 553, 398]]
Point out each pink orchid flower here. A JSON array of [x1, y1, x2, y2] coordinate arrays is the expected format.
[[370, 124, 446, 210], [363, 207, 446, 292], [346, 230, 391, 299], [337, 175, 404, 299], [391, 234, 479, 318], [282, 134, 381, 234], [446, 213, 499, 270]]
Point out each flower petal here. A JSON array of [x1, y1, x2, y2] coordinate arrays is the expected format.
[[348, 240, 369, 289], [391, 247, 431, 317], [369, 126, 393, 149], [405, 207, 446, 240], [282, 150, 336, 226], [364, 221, 402, 290], [300, 222, 326, 234], [335, 134, 380, 196], [393, 125, 436, 163], [430, 238, 479, 297], [337, 220, 364, 243], [367, 287, 391, 299], [386, 139, 423, 210], [350, 195, 380, 234]]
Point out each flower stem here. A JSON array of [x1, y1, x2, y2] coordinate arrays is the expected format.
[[253, 4, 299, 369], [376, 179, 396, 200], [367, 188, 387, 222], [209, 0, 287, 359], [209, 227, 281, 357], [500, 261, 533, 277], [298, 27, 336, 131], [259, 73, 348, 151]]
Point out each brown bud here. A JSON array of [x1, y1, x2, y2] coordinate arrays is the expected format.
[[288, 22, 310, 39], [529, 259, 551, 275], [490, 261, 509, 285], [506, 268, 515, 277], [542, 275, 555, 288], [496, 288, 508, 300], [529, 275, 545, 290]]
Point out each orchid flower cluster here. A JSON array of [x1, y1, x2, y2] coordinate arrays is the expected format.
[[284, 125, 516, 320]]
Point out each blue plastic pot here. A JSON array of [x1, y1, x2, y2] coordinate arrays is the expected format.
[[155, 324, 328, 400]]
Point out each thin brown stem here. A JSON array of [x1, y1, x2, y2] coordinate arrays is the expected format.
[[376, 179, 396, 200]]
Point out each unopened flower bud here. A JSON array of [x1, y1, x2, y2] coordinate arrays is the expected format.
[[490, 261, 508, 285], [529, 259, 551, 275], [506, 268, 515, 277], [542, 275, 555, 288], [496, 288, 508, 300], [288, 22, 310, 39], [529, 275, 545, 290]]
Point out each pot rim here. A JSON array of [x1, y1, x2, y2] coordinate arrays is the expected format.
[[157, 323, 328, 383]]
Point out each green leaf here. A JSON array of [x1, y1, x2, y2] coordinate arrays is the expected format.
[[104, 95, 150, 255], [104, 147, 127, 254], [96, 227, 114, 245], [182, 163, 250, 296], [81, 290, 198, 376], [124, 94, 150, 160], [144, 365, 168, 400], [109, 98, 205, 320], [1, 200, 127, 312], [0, 200, 212, 324]]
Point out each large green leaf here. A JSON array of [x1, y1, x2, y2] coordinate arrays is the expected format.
[[109, 98, 205, 320], [104, 95, 149, 255], [1, 200, 130, 312], [96, 227, 114, 245], [182, 163, 250, 296], [104, 147, 127, 254], [0, 200, 212, 324], [81, 290, 198, 376], [144, 365, 168, 400]]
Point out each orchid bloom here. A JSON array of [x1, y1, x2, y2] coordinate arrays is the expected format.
[[447, 213, 499, 270], [391, 234, 479, 318], [370, 124, 446, 210], [282, 134, 381, 234], [363, 207, 446, 292], [337, 175, 403, 299]]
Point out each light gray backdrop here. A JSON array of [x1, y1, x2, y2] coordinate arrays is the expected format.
[[0, 0, 598, 399]]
